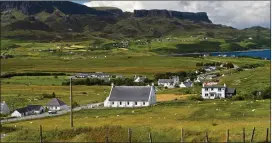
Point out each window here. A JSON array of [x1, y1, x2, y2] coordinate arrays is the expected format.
[[112, 102, 114, 105], [205, 88, 208, 91], [218, 93, 221, 97], [211, 94, 214, 96], [218, 88, 221, 91], [135, 102, 137, 105], [120, 102, 122, 105], [211, 88, 214, 91], [143, 102, 145, 105], [205, 93, 208, 96], [127, 102, 129, 105]]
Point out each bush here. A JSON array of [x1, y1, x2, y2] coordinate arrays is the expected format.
[[188, 95, 204, 101], [72, 101, 79, 109], [231, 95, 245, 101]]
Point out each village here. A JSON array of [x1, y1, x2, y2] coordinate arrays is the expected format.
[[0, 62, 238, 121]]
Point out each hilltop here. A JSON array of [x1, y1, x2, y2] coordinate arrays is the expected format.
[[0, 1, 270, 53]]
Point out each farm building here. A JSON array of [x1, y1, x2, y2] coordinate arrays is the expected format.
[[104, 84, 156, 107], [47, 98, 68, 111], [11, 105, 44, 117], [0, 101, 10, 114], [201, 84, 236, 99]]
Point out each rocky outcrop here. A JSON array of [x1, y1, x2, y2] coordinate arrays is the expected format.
[[0, 1, 113, 16], [134, 10, 212, 23]]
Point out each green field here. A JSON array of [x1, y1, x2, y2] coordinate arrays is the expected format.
[[2, 100, 270, 142], [1, 39, 270, 142]]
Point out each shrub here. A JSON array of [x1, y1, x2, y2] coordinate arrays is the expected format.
[[231, 95, 245, 101], [188, 95, 203, 101]]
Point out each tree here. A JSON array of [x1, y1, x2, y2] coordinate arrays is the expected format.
[[52, 92, 56, 98]]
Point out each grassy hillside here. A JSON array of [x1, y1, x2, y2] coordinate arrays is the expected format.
[[2, 100, 270, 142]]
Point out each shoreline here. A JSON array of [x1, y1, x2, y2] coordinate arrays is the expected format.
[[162, 48, 270, 56]]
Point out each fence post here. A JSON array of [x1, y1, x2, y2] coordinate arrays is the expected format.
[[243, 128, 245, 143], [205, 132, 209, 143], [128, 128, 132, 143], [250, 127, 255, 143], [181, 128, 184, 143], [105, 127, 109, 143], [149, 133, 152, 143], [40, 125, 43, 143], [226, 129, 229, 143], [265, 128, 269, 143]]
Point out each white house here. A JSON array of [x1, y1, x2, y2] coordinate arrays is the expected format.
[[26, 105, 45, 114], [179, 82, 193, 88], [201, 83, 236, 99], [104, 84, 156, 108], [158, 76, 179, 88], [46, 98, 68, 111], [11, 107, 29, 117], [11, 105, 44, 117], [0, 101, 10, 114]]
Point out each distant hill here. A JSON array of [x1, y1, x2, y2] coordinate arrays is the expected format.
[[0, 1, 270, 51]]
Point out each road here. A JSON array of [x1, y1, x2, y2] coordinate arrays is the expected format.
[[0, 102, 103, 124]]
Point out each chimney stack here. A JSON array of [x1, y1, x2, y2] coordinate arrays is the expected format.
[[111, 82, 114, 87], [224, 83, 226, 87], [151, 82, 154, 86]]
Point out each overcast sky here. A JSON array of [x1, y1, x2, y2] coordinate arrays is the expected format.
[[80, 1, 270, 29]]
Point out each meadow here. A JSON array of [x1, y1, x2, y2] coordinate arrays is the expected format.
[[1, 39, 270, 142], [2, 100, 270, 142]]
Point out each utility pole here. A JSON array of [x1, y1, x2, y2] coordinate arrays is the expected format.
[[70, 77, 73, 128]]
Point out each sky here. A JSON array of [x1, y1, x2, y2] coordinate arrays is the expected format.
[[74, 1, 270, 29]]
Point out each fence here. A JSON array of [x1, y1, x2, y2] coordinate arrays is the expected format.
[[36, 126, 270, 143]]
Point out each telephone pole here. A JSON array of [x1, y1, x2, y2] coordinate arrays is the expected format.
[[70, 77, 73, 128]]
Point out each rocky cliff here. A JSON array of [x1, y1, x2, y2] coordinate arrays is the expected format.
[[134, 10, 212, 23]]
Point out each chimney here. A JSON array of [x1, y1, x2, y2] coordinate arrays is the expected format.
[[224, 83, 226, 87], [111, 82, 114, 87], [202, 83, 205, 87], [151, 82, 154, 86]]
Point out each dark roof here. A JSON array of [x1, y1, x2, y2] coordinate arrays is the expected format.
[[26, 105, 43, 110], [108, 86, 153, 101], [47, 98, 66, 106], [226, 88, 236, 94], [15, 107, 29, 113], [203, 85, 226, 88], [158, 79, 174, 83], [182, 82, 193, 87]]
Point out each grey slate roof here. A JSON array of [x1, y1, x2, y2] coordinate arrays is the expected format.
[[226, 88, 236, 94], [15, 107, 29, 113], [182, 82, 193, 87], [203, 85, 226, 88], [158, 79, 174, 83], [26, 105, 43, 111], [108, 86, 152, 101], [47, 98, 66, 106]]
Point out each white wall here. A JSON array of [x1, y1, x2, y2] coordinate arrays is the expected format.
[[11, 111, 23, 117], [201, 87, 226, 99]]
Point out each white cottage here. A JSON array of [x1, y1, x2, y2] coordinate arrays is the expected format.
[[11, 105, 44, 117], [0, 101, 10, 114], [104, 84, 156, 108], [201, 84, 236, 99], [46, 98, 68, 111], [158, 76, 179, 88]]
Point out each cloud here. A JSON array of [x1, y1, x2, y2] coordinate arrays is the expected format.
[[83, 1, 270, 29]]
